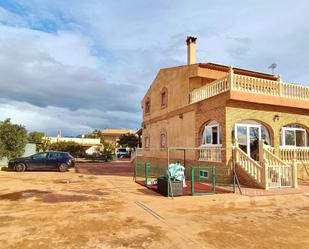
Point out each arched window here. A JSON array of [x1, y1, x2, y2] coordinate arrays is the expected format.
[[160, 133, 167, 148], [233, 120, 272, 146], [280, 124, 308, 147], [145, 97, 151, 114], [161, 87, 168, 107], [144, 136, 150, 148], [233, 120, 272, 161], [201, 121, 221, 146]]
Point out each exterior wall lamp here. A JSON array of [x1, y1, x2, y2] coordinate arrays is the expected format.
[[273, 114, 280, 121]]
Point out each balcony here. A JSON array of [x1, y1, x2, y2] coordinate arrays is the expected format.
[[279, 147, 309, 163], [189, 69, 309, 104], [198, 146, 222, 162]]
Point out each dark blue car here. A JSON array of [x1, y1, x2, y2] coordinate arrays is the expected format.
[[8, 151, 75, 172]]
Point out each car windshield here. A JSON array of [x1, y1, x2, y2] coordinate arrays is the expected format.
[[118, 149, 126, 152]]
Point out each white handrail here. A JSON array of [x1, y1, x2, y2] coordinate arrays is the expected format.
[[279, 147, 309, 162], [234, 146, 263, 184], [282, 82, 309, 100], [263, 147, 289, 167], [263, 145, 293, 188], [233, 74, 280, 96], [198, 147, 222, 162], [190, 76, 229, 103], [190, 73, 309, 103]]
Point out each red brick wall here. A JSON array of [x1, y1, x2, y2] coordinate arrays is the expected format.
[[235, 165, 263, 189]]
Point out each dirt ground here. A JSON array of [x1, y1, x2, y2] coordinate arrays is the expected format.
[[0, 162, 308, 249]]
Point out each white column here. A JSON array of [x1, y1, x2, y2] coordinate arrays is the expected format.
[[228, 66, 234, 90], [292, 159, 298, 188]]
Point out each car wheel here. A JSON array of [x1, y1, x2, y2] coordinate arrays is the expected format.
[[59, 163, 68, 172], [15, 163, 26, 172]]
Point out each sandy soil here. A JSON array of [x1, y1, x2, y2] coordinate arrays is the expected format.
[[0, 162, 308, 249]]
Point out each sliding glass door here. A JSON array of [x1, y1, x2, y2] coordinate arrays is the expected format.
[[235, 123, 261, 161]]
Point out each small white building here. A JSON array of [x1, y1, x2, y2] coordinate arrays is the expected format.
[[44, 136, 101, 146], [85, 146, 101, 156]]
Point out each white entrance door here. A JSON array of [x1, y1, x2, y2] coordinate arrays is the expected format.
[[235, 123, 261, 161]]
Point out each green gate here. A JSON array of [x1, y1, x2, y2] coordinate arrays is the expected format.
[[134, 161, 217, 196], [134, 161, 166, 186], [190, 165, 216, 195]]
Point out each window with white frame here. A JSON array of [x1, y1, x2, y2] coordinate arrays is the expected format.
[[199, 169, 209, 179], [201, 121, 221, 146], [281, 125, 308, 147]]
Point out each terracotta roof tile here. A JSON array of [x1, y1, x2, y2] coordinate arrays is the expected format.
[[102, 129, 134, 135], [199, 63, 278, 80]]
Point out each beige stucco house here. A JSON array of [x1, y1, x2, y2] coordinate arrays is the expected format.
[[140, 36, 309, 189], [102, 129, 136, 146]]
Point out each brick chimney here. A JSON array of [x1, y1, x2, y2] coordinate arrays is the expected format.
[[186, 36, 197, 65]]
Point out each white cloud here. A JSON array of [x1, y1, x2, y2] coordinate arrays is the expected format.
[[0, 0, 309, 135], [0, 23, 142, 133], [0, 99, 140, 136], [0, 24, 142, 110], [0, 25, 99, 68]]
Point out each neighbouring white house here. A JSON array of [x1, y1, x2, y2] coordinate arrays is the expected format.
[[44, 136, 101, 146]]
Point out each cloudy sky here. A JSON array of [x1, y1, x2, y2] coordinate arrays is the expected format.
[[0, 0, 308, 136]]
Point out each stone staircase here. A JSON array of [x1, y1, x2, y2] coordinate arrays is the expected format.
[[233, 142, 296, 189]]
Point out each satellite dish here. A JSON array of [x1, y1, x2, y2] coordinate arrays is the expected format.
[[268, 63, 277, 74]]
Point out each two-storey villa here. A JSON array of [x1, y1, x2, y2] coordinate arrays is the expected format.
[[140, 36, 309, 189]]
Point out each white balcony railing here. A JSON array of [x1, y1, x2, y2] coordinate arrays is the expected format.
[[190, 76, 229, 103], [279, 147, 309, 162], [190, 72, 309, 104], [232, 74, 281, 96], [198, 146, 222, 162]]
